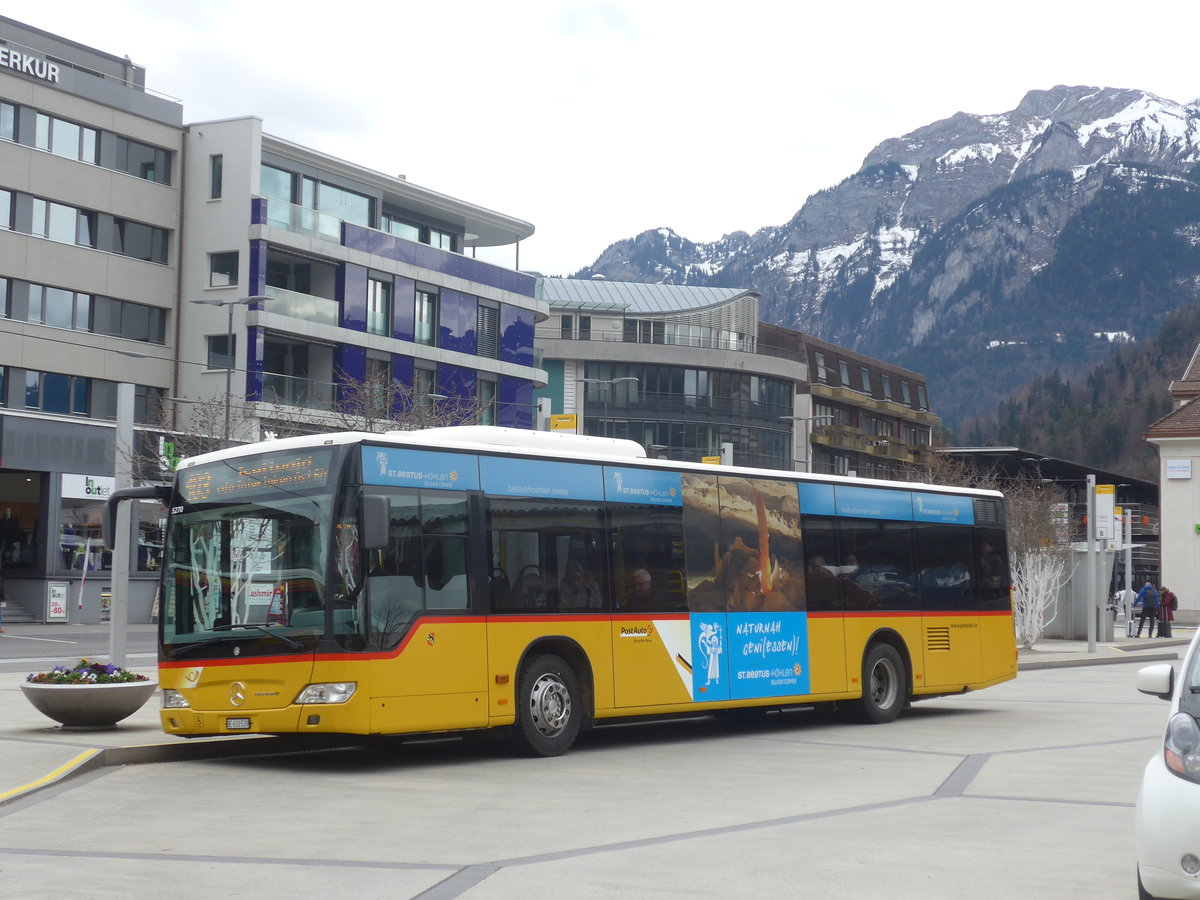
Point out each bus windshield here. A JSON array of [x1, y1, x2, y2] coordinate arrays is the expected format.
[[163, 494, 332, 651]]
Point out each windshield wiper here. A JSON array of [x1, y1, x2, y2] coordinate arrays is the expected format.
[[211, 623, 305, 650]]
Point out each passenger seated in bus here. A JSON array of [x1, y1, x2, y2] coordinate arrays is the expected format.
[[621, 568, 659, 610], [559, 561, 602, 610]]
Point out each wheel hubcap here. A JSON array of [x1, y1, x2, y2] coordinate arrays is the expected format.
[[870, 659, 898, 709], [528, 673, 571, 737]]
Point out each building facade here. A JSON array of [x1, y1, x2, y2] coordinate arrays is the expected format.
[[177, 118, 543, 441], [535, 277, 939, 473], [0, 17, 182, 623]]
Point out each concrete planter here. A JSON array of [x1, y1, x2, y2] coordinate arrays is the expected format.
[[20, 679, 158, 729]]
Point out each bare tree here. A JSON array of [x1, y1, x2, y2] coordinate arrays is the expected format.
[[321, 367, 482, 434], [912, 452, 1072, 648]]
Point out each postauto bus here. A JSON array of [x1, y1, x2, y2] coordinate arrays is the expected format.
[[104, 426, 1016, 756]]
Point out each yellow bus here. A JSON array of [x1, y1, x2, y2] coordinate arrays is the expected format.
[[105, 426, 1016, 756]]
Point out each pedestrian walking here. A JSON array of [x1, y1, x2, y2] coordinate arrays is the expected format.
[[1134, 581, 1159, 638], [1158, 586, 1177, 638]]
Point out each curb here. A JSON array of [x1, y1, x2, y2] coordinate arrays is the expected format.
[[0, 734, 362, 808], [1018, 650, 1180, 671]]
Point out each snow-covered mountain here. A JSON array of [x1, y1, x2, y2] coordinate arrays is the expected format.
[[576, 86, 1200, 430]]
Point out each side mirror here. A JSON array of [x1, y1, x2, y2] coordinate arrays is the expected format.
[[102, 485, 171, 549], [1136, 663, 1175, 701], [361, 494, 389, 551]]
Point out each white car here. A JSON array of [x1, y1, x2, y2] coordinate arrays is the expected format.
[[1136, 627, 1200, 899]]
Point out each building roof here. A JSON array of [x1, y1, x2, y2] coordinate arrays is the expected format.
[[1145, 396, 1200, 438], [538, 277, 756, 315], [939, 446, 1158, 502]]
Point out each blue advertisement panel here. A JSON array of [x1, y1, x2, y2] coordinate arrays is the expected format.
[[912, 492, 975, 525], [363, 447, 480, 491], [689, 612, 811, 702], [798, 482, 836, 516], [604, 466, 683, 506], [479, 456, 604, 500], [834, 485, 914, 521]]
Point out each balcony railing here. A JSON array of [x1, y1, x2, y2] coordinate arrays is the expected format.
[[263, 198, 344, 242], [261, 372, 336, 412], [263, 286, 340, 327]]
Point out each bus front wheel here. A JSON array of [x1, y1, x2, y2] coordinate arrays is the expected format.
[[513, 654, 581, 757], [858, 643, 906, 724]]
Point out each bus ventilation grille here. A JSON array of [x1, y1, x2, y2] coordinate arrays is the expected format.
[[973, 498, 1002, 524], [926, 627, 951, 652]]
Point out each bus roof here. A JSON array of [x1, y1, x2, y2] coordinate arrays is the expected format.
[[174, 427, 1002, 500]]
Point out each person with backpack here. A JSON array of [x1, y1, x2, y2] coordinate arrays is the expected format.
[[1134, 582, 1159, 638], [1158, 586, 1177, 638]]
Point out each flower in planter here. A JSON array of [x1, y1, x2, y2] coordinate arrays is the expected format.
[[26, 658, 150, 685]]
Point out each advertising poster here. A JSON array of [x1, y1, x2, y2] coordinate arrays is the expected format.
[[46, 582, 69, 621]]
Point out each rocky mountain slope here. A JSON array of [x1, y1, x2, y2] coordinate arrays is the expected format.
[[575, 86, 1200, 436]]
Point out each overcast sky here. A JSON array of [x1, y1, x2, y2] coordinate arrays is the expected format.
[[16, 1, 1200, 276]]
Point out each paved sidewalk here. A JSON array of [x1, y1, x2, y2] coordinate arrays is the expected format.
[[0, 624, 1192, 810]]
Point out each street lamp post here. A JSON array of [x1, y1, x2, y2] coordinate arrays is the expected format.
[[781, 415, 834, 471], [189, 296, 266, 445], [578, 376, 639, 438]]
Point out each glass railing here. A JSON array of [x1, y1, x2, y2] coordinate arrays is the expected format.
[[260, 372, 336, 412], [262, 286, 340, 327], [263, 198, 345, 242]]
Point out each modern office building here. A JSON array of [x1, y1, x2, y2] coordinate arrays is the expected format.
[[0, 17, 182, 623], [177, 118, 542, 442], [534, 277, 939, 474]]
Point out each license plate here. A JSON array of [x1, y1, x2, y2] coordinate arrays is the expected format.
[[225, 717, 251, 730]]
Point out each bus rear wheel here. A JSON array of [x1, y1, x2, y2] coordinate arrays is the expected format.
[[858, 643, 906, 724], [513, 654, 581, 757]]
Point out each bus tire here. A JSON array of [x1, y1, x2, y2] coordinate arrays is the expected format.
[[513, 654, 581, 757], [857, 643, 906, 724]]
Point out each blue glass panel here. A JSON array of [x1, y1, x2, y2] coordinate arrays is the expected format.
[[391, 356, 414, 417], [479, 456, 603, 500], [497, 376, 532, 428], [438, 364, 475, 401], [249, 239, 267, 298], [393, 277, 415, 341], [604, 466, 682, 506], [440, 290, 477, 355], [245, 327, 263, 401], [42, 372, 70, 414], [341, 222, 371, 253], [340, 264, 368, 332], [912, 492, 975, 525], [250, 197, 267, 226], [798, 483, 835, 516], [834, 485, 914, 521], [364, 446, 480, 490], [500, 305, 533, 366], [337, 345, 366, 384]]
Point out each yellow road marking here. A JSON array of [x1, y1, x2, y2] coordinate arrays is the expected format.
[[0, 749, 101, 802]]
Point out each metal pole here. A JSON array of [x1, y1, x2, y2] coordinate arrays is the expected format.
[[224, 302, 234, 445], [109, 382, 133, 667], [1086, 474, 1096, 653]]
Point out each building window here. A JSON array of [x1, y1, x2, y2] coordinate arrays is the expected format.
[[478, 379, 496, 425], [429, 228, 456, 252], [561, 314, 573, 339], [813, 351, 827, 382], [414, 367, 436, 401], [367, 277, 392, 337], [206, 334, 235, 370], [477, 302, 499, 359], [881, 374, 892, 400], [383, 215, 421, 242], [365, 356, 391, 419], [579, 315, 592, 340], [0, 102, 14, 141], [917, 384, 928, 410], [210, 252, 239, 287], [901, 380, 911, 406], [860, 366, 871, 393], [210, 155, 223, 199], [115, 137, 171, 184], [25, 371, 89, 416], [415, 289, 438, 347], [0, 189, 10, 230], [838, 360, 850, 386]]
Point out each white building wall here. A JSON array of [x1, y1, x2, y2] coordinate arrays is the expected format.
[[1155, 437, 1200, 623]]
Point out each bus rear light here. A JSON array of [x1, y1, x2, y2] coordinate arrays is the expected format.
[[295, 682, 357, 704], [162, 689, 190, 709]]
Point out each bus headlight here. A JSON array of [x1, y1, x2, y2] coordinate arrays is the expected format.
[[295, 682, 357, 704], [162, 689, 190, 709]]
